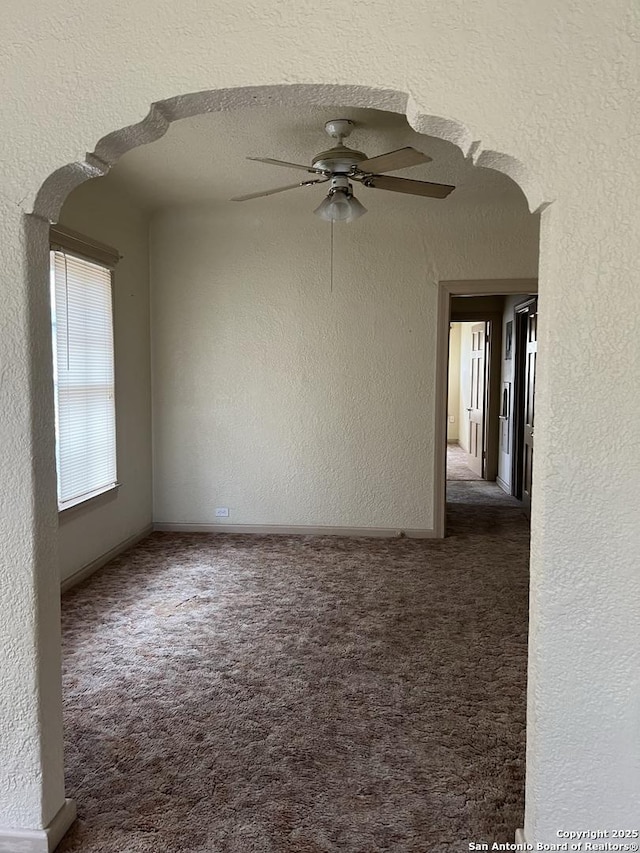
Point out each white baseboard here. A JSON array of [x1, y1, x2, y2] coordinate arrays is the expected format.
[[496, 475, 511, 495], [515, 828, 528, 846], [153, 522, 438, 539], [0, 798, 76, 853], [60, 525, 153, 593]]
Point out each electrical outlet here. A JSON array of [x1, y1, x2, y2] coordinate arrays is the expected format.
[[449, 415, 455, 423], [215, 507, 229, 517]]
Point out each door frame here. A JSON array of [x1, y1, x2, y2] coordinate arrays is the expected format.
[[512, 296, 538, 503], [434, 278, 538, 537]]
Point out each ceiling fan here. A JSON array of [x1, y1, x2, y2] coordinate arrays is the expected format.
[[231, 119, 455, 222]]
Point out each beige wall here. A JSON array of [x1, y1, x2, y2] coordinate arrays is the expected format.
[[57, 181, 152, 583], [447, 323, 461, 442], [151, 199, 538, 532]]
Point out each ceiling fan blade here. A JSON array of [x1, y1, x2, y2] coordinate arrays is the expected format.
[[356, 146, 432, 174], [247, 157, 323, 174], [361, 174, 455, 199], [231, 178, 328, 202]]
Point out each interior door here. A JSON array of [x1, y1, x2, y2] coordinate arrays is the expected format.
[[466, 323, 486, 477], [522, 304, 537, 509]]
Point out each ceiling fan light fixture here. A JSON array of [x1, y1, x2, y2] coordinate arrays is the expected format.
[[314, 179, 367, 223]]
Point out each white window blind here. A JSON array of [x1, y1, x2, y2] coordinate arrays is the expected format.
[[50, 250, 117, 509]]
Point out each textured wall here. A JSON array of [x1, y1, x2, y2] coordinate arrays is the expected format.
[[56, 181, 152, 583], [1, 0, 640, 840], [0, 204, 65, 829], [151, 201, 538, 531]]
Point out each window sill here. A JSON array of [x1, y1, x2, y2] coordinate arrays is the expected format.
[[58, 483, 120, 520]]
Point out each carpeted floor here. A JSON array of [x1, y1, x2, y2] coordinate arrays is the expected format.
[[446, 443, 482, 481], [59, 482, 529, 853]]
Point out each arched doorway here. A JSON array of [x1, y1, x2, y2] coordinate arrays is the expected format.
[[7, 84, 547, 850]]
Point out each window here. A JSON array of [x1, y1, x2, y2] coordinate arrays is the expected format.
[[49, 227, 119, 510]]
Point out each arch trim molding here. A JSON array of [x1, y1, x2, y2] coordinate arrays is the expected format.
[[32, 83, 548, 221]]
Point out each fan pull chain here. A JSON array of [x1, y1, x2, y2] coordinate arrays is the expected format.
[[330, 218, 334, 294]]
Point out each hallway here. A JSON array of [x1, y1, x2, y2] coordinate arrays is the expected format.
[[446, 443, 483, 482], [59, 488, 529, 853]]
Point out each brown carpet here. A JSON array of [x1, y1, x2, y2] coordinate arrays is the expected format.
[[59, 483, 529, 853]]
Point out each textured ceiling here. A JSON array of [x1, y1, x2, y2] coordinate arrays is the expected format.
[[103, 106, 528, 211]]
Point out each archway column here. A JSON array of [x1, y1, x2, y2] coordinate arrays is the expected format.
[[0, 202, 75, 850], [524, 192, 640, 841]]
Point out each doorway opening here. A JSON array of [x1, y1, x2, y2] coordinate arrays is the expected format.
[[447, 320, 492, 482], [21, 81, 547, 851], [435, 280, 538, 535]]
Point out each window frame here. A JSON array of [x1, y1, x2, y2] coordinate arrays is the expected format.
[[49, 225, 121, 514]]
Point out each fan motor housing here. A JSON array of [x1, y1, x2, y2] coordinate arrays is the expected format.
[[312, 144, 368, 174]]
